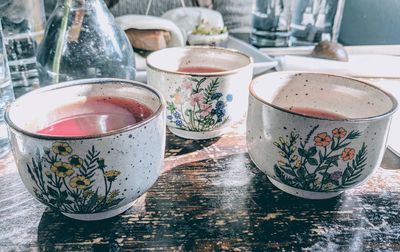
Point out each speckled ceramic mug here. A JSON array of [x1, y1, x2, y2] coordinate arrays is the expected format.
[[147, 46, 253, 139], [5, 79, 166, 221], [247, 72, 398, 199]]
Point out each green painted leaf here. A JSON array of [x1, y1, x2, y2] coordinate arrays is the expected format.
[[47, 186, 59, 198], [307, 158, 318, 166], [298, 148, 307, 157], [281, 167, 296, 177], [60, 190, 68, 200], [308, 146, 317, 156]]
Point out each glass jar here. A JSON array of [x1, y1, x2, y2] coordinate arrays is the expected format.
[[37, 0, 136, 86]]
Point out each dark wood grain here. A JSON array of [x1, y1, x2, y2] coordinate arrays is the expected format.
[[1, 127, 400, 251]]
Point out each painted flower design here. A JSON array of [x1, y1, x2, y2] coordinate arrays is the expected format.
[[332, 127, 347, 138], [314, 132, 332, 147], [273, 126, 367, 192], [190, 93, 204, 106], [166, 77, 232, 131], [104, 170, 121, 182], [341, 148, 355, 161], [52, 142, 72, 156], [26, 145, 125, 214], [173, 94, 183, 104], [330, 171, 343, 181], [50, 161, 74, 177], [69, 155, 83, 168], [200, 103, 212, 117], [69, 175, 91, 189], [183, 80, 192, 90]]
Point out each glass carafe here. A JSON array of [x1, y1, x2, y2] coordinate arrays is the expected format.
[[37, 0, 136, 86]]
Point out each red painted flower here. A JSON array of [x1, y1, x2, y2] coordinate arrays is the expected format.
[[314, 132, 332, 147], [332, 127, 347, 138], [341, 148, 356, 161]]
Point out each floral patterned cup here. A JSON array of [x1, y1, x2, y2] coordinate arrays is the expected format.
[[5, 79, 166, 220], [147, 47, 253, 139], [247, 72, 398, 199]]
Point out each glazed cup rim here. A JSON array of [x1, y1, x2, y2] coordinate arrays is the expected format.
[[249, 71, 398, 122], [146, 46, 253, 77], [5, 78, 166, 141]]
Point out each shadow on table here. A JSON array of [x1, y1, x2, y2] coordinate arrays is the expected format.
[[165, 129, 220, 158], [36, 153, 400, 251]]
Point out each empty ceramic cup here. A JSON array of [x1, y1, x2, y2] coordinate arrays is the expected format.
[[5, 79, 166, 220], [247, 72, 398, 199], [147, 46, 253, 139]]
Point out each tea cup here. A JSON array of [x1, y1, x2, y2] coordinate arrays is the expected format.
[[146, 46, 253, 139], [5, 79, 166, 220], [247, 72, 398, 199]]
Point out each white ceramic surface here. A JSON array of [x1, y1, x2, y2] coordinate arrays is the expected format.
[[247, 72, 398, 199], [5, 79, 166, 220], [147, 46, 253, 139], [369, 79, 400, 156]]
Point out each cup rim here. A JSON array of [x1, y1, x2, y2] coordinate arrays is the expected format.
[[5, 78, 165, 140], [249, 71, 398, 122], [146, 46, 253, 77]]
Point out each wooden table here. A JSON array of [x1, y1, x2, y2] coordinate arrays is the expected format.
[[1, 119, 400, 251]]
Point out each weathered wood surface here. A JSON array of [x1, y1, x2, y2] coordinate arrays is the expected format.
[[1, 126, 400, 251]]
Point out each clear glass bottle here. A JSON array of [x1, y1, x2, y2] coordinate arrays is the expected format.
[[36, 0, 136, 86]]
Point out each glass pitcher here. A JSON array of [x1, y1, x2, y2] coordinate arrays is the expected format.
[[36, 0, 136, 86]]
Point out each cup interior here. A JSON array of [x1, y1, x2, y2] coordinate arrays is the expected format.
[[6, 79, 163, 138], [146, 46, 252, 74], [250, 72, 397, 120]]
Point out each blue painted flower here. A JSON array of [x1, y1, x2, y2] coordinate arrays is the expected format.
[[226, 94, 233, 102], [216, 100, 225, 109], [211, 92, 223, 100], [173, 111, 181, 119], [175, 120, 183, 127], [167, 115, 173, 120], [216, 108, 226, 118]]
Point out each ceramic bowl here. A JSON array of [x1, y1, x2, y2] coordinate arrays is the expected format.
[[147, 46, 253, 139], [5, 79, 166, 221], [247, 72, 398, 199]]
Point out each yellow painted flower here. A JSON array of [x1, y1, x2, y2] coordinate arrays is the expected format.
[[52, 142, 72, 156], [279, 151, 286, 157], [69, 155, 83, 168], [291, 155, 298, 161], [50, 161, 74, 177], [69, 175, 91, 189], [291, 146, 297, 152], [104, 170, 121, 178], [104, 170, 121, 182], [83, 190, 95, 197], [278, 160, 286, 167], [109, 189, 120, 198], [294, 160, 302, 168]]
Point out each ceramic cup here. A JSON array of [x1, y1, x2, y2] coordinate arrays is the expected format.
[[147, 46, 253, 139], [247, 72, 398, 199], [5, 79, 166, 221]]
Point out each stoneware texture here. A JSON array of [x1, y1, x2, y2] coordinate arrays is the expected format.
[[247, 72, 398, 199], [5, 79, 166, 221], [147, 46, 253, 139]]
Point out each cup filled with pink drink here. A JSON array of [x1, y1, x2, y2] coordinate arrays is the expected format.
[[147, 46, 253, 140], [247, 72, 398, 199], [5, 79, 165, 221]]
